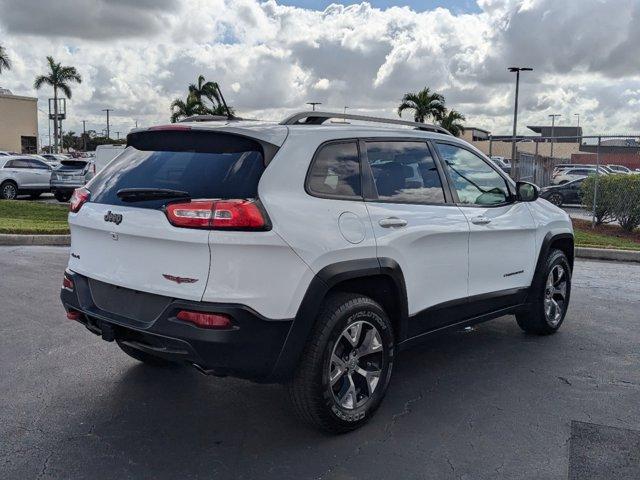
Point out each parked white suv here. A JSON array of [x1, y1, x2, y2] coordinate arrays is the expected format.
[[0, 155, 53, 199], [60, 112, 574, 433], [552, 166, 608, 184]]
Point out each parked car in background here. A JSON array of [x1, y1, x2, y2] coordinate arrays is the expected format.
[[41, 153, 69, 164], [540, 178, 584, 206], [0, 151, 12, 157], [50, 159, 95, 202], [94, 144, 125, 173], [552, 166, 608, 185], [491, 156, 511, 175], [606, 164, 632, 174], [33, 154, 62, 169], [0, 155, 53, 199]]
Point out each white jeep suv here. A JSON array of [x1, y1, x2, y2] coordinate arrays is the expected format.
[[60, 112, 574, 433]]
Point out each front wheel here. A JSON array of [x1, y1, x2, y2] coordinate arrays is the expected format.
[[287, 293, 395, 433], [516, 249, 571, 335]]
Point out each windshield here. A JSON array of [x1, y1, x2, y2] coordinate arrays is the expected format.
[[87, 131, 266, 210]]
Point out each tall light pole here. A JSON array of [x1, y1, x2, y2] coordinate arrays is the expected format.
[[574, 113, 580, 127], [306, 102, 322, 111], [549, 114, 561, 158], [82, 120, 87, 151], [574, 113, 580, 144], [508, 67, 533, 180], [102, 109, 112, 140]]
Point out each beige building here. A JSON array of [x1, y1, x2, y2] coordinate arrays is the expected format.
[[0, 90, 38, 153]]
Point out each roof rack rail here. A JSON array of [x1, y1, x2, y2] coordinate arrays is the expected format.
[[280, 111, 452, 135], [178, 114, 244, 123]]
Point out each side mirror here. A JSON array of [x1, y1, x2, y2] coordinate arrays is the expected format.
[[516, 181, 539, 202]]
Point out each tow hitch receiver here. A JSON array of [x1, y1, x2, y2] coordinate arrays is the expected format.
[[100, 322, 116, 342]]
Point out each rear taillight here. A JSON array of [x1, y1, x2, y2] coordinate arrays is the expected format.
[[165, 199, 267, 230], [69, 187, 90, 213], [176, 310, 233, 329]]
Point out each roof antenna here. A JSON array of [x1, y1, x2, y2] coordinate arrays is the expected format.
[[216, 83, 234, 120]]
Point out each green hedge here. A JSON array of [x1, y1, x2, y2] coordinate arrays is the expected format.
[[581, 174, 640, 232]]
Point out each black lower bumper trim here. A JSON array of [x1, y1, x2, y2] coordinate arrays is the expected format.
[[61, 271, 293, 382]]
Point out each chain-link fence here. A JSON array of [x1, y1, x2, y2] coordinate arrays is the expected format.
[[472, 134, 640, 233]]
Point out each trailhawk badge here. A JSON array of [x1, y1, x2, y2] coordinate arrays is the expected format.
[[104, 211, 123, 225], [162, 274, 199, 284]]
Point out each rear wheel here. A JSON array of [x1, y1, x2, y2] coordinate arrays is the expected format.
[[516, 249, 571, 335], [54, 191, 72, 202], [116, 339, 175, 367], [287, 293, 395, 433], [0, 181, 17, 200], [548, 192, 563, 206]]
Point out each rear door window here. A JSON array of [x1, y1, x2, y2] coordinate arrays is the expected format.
[[306, 141, 361, 199], [87, 130, 268, 209], [364, 141, 445, 204]]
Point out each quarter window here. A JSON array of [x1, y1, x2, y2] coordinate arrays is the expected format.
[[365, 141, 445, 204], [437, 143, 510, 206], [307, 142, 361, 199]]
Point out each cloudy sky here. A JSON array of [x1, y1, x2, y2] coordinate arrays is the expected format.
[[0, 0, 638, 142]]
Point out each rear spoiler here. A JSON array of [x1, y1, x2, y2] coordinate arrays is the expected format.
[[126, 128, 280, 166]]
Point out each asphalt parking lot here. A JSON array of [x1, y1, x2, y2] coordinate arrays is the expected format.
[[1, 247, 639, 479]]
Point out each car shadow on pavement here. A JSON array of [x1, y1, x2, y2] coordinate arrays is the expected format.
[[19, 316, 592, 479]]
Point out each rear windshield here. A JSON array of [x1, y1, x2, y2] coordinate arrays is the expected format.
[[59, 160, 89, 170], [87, 130, 266, 209]]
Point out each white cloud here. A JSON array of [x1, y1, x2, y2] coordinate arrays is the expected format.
[[0, 0, 638, 139]]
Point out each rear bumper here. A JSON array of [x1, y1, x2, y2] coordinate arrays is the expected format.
[[51, 181, 85, 191], [60, 270, 293, 382]]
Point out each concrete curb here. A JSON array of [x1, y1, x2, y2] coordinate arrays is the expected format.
[[0, 234, 70, 246], [575, 247, 640, 263]]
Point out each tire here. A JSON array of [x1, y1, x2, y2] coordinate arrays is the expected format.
[[116, 339, 175, 367], [0, 181, 18, 200], [548, 192, 563, 207], [287, 293, 395, 433], [516, 249, 571, 335], [54, 191, 73, 202]]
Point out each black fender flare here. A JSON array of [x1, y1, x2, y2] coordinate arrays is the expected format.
[[266, 257, 408, 382], [526, 232, 574, 303]]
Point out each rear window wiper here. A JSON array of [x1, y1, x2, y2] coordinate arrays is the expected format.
[[116, 188, 191, 202]]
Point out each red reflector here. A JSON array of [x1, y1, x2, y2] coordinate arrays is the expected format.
[[62, 275, 74, 290], [69, 187, 90, 213], [176, 310, 233, 329], [67, 310, 82, 321], [165, 199, 266, 230]]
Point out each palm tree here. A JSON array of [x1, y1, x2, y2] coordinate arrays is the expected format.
[[397, 87, 446, 123], [34, 56, 82, 153], [188, 75, 221, 109], [440, 109, 466, 137], [0, 45, 11, 74], [170, 95, 205, 123]]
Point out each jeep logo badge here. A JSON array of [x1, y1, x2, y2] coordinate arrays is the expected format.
[[104, 211, 123, 225]]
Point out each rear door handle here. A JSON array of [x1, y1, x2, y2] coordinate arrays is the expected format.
[[471, 215, 491, 225], [379, 217, 408, 228]]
